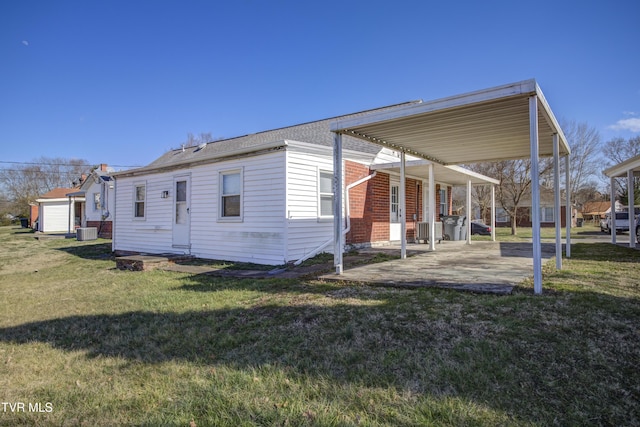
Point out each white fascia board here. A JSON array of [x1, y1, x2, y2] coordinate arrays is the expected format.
[[603, 154, 640, 177], [331, 79, 538, 132], [36, 197, 85, 203], [372, 160, 499, 185], [371, 159, 433, 170], [443, 165, 500, 185], [534, 82, 571, 155]]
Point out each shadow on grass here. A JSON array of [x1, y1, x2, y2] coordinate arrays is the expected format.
[[1, 290, 639, 425], [569, 242, 640, 262], [57, 242, 115, 260]]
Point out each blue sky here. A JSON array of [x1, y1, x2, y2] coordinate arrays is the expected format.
[[1, 0, 639, 170]]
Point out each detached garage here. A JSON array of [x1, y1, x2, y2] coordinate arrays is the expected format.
[[35, 188, 84, 233]]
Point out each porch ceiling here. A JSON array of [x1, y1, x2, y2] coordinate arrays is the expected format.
[[331, 79, 569, 165]]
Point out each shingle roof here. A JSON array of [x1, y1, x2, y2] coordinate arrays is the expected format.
[[39, 187, 79, 199], [119, 101, 421, 175]]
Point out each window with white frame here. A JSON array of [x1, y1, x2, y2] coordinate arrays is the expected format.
[[439, 189, 447, 216], [541, 207, 554, 222], [319, 170, 334, 217], [134, 184, 146, 218], [220, 169, 242, 219], [93, 192, 101, 211]]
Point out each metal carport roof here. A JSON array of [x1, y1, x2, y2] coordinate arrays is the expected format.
[[331, 79, 570, 294], [331, 79, 569, 164], [603, 154, 640, 248]]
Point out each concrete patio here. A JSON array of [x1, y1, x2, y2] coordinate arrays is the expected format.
[[320, 241, 557, 295]]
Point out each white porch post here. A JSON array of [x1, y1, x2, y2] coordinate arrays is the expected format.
[[611, 177, 617, 245], [466, 178, 472, 245], [68, 196, 73, 235], [429, 163, 436, 251], [491, 184, 496, 242], [529, 95, 543, 294], [333, 132, 344, 274], [400, 151, 407, 259], [553, 133, 562, 270], [565, 154, 571, 258], [628, 169, 636, 248]]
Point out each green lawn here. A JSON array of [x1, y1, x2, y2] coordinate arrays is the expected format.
[[1, 226, 639, 426]]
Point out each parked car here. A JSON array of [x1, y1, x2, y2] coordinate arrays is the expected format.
[[601, 211, 630, 234], [470, 221, 492, 236]]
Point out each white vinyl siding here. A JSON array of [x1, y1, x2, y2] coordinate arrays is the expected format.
[[114, 144, 361, 265], [114, 151, 287, 265], [285, 147, 339, 262]]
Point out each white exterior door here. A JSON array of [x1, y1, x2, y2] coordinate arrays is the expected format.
[[390, 181, 401, 241], [172, 176, 191, 248]]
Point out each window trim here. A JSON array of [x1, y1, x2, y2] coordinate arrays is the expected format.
[[218, 168, 243, 222], [318, 169, 334, 219], [133, 182, 146, 220]]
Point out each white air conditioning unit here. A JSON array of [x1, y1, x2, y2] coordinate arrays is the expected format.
[[77, 227, 98, 241], [416, 221, 443, 243]]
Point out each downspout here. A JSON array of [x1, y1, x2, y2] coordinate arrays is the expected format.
[[294, 171, 377, 266]]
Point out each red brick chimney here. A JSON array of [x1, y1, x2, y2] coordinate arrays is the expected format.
[[100, 163, 108, 172]]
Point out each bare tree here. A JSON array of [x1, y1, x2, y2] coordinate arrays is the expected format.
[[603, 136, 640, 166], [602, 136, 640, 203], [179, 132, 215, 149], [559, 120, 602, 207], [0, 157, 89, 217]]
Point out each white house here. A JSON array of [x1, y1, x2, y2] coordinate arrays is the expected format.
[[112, 103, 497, 265], [70, 164, 116, 238]]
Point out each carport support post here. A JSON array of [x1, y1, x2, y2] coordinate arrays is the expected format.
[[466, 178, 472, 244], [529, 95, 543, 294], [628, 169, 635, 248], [565, 154, 571, 258], [333, 132, 343, 274], [491, 184, 496, 242], [428, 163, 436, 251], [553, 133, 562, 270], [400, 151, 407, 259], [611, 177, 617, 245]]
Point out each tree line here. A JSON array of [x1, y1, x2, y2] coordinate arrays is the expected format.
[[462, 121, 640, 234]]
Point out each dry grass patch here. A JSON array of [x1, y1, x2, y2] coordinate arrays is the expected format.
[[0, 226, 639, 426]]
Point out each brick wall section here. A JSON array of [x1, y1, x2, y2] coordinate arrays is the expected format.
[[345, 161, 434, 245], [345, 161, 378, 244], [86, 220, 113, 239]]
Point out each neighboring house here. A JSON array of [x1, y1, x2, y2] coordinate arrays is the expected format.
[[67, 164, 115, 238], [34, 187, 84, 233], [485, 186, 570, 228], [581, 201, 621, 224], [112, 103, 496, 265]]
